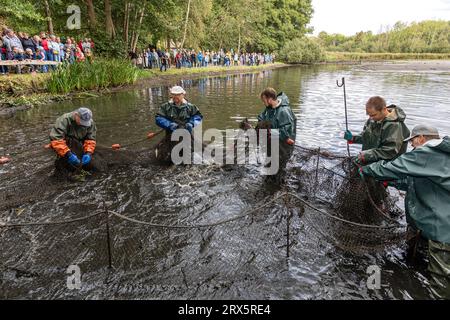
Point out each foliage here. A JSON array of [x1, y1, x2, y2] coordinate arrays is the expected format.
[[278, 37, 325, 64], [0, 0, 314, 53], [317, 20, 450, 54]]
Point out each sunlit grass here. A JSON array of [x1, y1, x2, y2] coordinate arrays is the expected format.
[[326, 51, 450, 61]]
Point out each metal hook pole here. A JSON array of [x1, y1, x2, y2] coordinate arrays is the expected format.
[[337, 77, 351, 157]]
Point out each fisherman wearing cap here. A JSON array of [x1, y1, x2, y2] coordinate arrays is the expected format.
[[361, 125, 450, 298], [344, 96, 410, 165], [154, 86, 203, 134], [49, 107, 97, 168]]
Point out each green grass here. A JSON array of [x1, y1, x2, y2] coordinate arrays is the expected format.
[[46, 58, 141, 94], [0, 61, 282, 108], [325, 51, 450, 61]]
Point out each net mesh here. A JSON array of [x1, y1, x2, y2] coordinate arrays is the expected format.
[[0, 132, 409, 298]]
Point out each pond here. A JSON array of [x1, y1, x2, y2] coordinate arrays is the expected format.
[[0, 63, 449, 299]]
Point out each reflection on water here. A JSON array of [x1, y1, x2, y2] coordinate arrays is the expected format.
[[1, 64, 449, 299]]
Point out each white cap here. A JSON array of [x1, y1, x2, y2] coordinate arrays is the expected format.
[[170, 86, 186, 95]]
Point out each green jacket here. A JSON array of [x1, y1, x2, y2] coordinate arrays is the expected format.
[[353, 105, 410, 164], [362, 137, 450, 244], [156, 100, 202, 125], [257, 92, 297, 144], [49, 112, 97, 142]]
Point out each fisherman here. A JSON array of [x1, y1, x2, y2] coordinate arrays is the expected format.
[[49, 107, 96, 171], [154, 86, 203, 163], [361, 124, 450, 298], [344, 96, 410, 165], [155, 86, 203, 134], [257, 88, 296, 170]]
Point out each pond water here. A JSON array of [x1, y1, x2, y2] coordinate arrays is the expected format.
[[0, 64, 449, 299]]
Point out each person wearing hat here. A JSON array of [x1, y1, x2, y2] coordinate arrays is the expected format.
[[49, 107, 97, 168], [361, 125, 450, 298], [344, 96, 410, 165], [155, 86, 203, 134]]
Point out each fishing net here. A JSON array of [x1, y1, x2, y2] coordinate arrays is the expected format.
[[0, 122, 411, 298]]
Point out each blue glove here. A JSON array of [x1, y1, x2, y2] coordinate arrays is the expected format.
[[344, 130, 353, 141], [67, 152, 81, 166], [82, 153, 92, 166], [156, 116, 178, 132], [185, 122, 194, 133], [169, 122, 179, 132]]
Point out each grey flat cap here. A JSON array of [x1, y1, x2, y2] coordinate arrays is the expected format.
[[404, 124, 440, 142]]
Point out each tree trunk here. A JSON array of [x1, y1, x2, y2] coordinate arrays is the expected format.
[[105, 0, 115, 39], [237, 25, 241, 54], [131, 8, 145, 52], [84, 0, 97, 28], [180, 0, 192, 49], [123, 2, 130, 44], [43, 0, 54, 34]]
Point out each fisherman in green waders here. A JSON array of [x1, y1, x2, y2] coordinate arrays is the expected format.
[[154, 86, 203, 162], [360, 125, 450, 299], [49, 107, 97, 175], [344, 96, 410, 164], [257, 88, 296, 182]]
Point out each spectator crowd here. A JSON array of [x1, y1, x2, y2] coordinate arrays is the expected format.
[[132, 48, 275, 71], [1, 26, 275, 76], [1, 27, 94, 74]]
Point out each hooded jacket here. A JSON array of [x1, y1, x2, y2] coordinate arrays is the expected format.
[[353, 105, 410, 164], [257, 92, 297, 144], [363, 137, 450, 244]]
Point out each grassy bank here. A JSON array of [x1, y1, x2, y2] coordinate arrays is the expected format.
[[325, 51, 450, 62], [0, 61, 285, 111], [0, 59, 284, 111]]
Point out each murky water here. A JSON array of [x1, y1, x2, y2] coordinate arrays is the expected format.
[[1, 64, 449, 299]]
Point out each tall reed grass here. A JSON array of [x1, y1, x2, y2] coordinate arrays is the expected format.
[[47, 59, 141, 94]]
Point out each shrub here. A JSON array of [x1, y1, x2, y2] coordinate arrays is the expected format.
[[278, 37, 325, 64]]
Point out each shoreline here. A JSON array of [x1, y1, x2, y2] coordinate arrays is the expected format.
[[0, 63, 289, 117], [1, 59, 449, 117]]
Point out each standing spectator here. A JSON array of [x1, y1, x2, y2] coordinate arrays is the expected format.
[[175, 50, 182, 69], [191, 51, 197, 68], [0, 37, 8, 74], [36, 46, 47, 73], [75, 47, 85, 62], [57, 37, 64, 62], [20, 33, 37, 58], [160, 50, 168, 72], [197, 51, 203, 67], [64, 38, 75, 64], [129, 50, 138, 66], [12, 47, 24, 73], [23, 48, 35, 73]]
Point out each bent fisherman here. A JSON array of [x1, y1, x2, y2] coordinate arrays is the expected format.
[[344, 96, 410, 165], [257, 88, 296, 174], [49, 107, 97, 172], [361, 125, 450, 299], [155, 86, 203, 134]]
